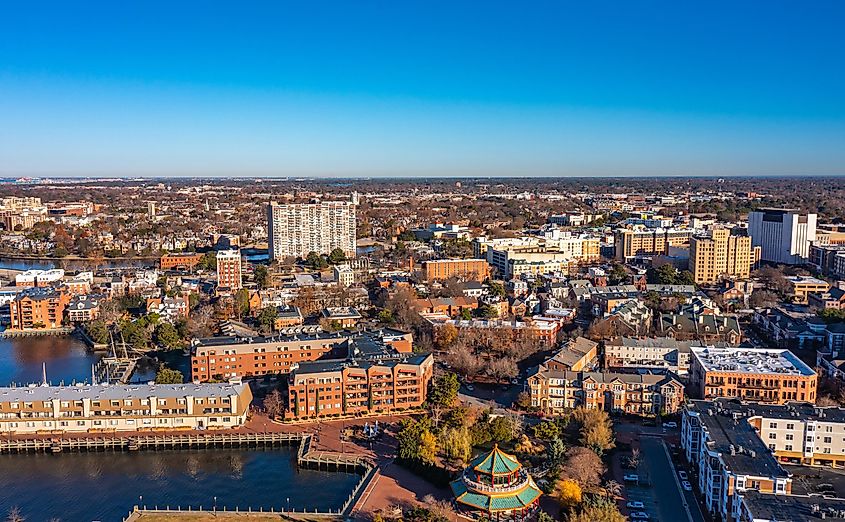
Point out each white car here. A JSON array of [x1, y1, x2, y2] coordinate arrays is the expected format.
[[682, 480, 692, 491], [626, 501, 645, 509], [630, 512, 650, 520], [678, 470, 688, 481], [623, 474, 639, 482], [663, 421, 678, 429]]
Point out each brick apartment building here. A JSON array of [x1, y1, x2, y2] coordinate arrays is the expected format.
[[286, 352, 434, 419], [190, 329, 413, 382], [160, 252, 204, 271], [422, 258, 490, 283], [689, 347, 817, 404], [8, 287, 71, 331]]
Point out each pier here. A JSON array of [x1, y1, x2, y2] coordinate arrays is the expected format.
[[0, 326, 74, 338], [93, 356, 139, 384]]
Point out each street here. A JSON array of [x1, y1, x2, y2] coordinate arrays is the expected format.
[[639, 436, 706, 522]]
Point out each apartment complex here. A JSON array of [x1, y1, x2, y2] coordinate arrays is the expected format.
[[8, 287, 71, 331], [604, 336, 700, 374], [215, 249, 242, 291], [614, 227, 691, 260], [333, 264, 355, 287], [267, 200, 356, 260], [0, 382, 252, 435], [422, 258, 490, 282], [286, 352, 434, 419], [0, 196, 48, 231], [689, 229, 758, 284], [682, 400, 793, 522], [528, 366, 684, 416], [748, 208, 817, 265], [474, 235, 598, 279], [689, 347, 817, 404], [190, 329, 414, 382]]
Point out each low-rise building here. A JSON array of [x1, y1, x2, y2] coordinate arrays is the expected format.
[[333, 264, 355, 287], [604, 337, 700, 374], [689, 347, 817, 404], [66, 294, 102, 322], [423, 258, 490, 283], [544, 337, 599, 372], [160, 252, 204, 271], [146, 294, 190, 322], [528, 367, 684, 416], [321, 307, 362, 328], [0, 382, 252, 434], [787, 276, 830, 304]]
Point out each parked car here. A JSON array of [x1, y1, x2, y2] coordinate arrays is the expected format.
[[630, 512, 650, 520], [511, 378, 520, 385], [626, 501, 645, 509], [678, 470, 688, 481], [466, 385, 475, 391], [623, 474, 640, 483], [663, 421, 678, 429], [682, 480, 692, 491]]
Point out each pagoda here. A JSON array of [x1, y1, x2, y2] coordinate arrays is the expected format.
[[450, 444, 543, 520]]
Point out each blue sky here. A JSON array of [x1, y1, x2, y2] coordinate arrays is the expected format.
[[1, 1, 844, 177]]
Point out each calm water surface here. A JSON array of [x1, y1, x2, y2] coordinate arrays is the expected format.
[[0, 448, 360, 521]]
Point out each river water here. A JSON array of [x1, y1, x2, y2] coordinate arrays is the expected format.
[[0, 447, 360, 521]]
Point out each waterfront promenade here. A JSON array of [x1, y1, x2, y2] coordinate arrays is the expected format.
[[0, 411, 451, 520]]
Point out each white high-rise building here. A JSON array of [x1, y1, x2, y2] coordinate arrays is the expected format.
[[267, 200, 356, 260], [748, 208, 816, 265]]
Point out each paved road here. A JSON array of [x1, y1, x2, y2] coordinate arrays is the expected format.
[[640, 436, 704, 522]]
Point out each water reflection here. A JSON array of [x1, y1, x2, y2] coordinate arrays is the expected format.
[[0, 448, 359, 522]]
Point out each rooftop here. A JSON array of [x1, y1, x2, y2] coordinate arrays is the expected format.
[[691, 347, 815, 376], [0, 382, 247, 402]]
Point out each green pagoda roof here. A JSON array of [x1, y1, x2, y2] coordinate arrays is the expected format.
[[470, 444, 522, 476], [450, 476, 542, 513]]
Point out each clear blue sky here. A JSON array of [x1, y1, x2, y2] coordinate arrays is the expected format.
[[1, 1, 844, 177]]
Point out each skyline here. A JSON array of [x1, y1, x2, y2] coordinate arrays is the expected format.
[[1, 2, 844, 177]]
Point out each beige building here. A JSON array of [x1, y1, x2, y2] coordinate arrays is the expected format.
[[0, 382, 252, 435], [267, 200, 356, 260], [690, 229, 758, 284], [614, 227, 691, 260], [786, 275, 830, 304]]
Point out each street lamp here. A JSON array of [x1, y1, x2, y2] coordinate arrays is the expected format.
[[213, 496, 217, 516], [286, 497, 290, 512], [139, 495, 143, 509]]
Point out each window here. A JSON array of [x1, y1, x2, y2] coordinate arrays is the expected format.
[[769, 433, 777, 439], [786, 423, 794, 430], [769, 422, 777, 429], [786, 434, 794, 441]]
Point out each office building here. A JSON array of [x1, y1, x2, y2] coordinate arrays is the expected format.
[[267, 200, 356, 260], [689, 347, 817, 404], [748, 208, 817, 265], [0, 382, 252, 435], [0, 196, 48, 231], [215, 249, 242, 291], [785, 275, 829, 304], [690, 229, 758, 284]]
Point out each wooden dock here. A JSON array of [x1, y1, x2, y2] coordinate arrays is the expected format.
[[0, 326, 74, 338]]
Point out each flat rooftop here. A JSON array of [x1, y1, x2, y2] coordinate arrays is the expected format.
[[0, 382, 247, 402], [691, 347, 815, 376]]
